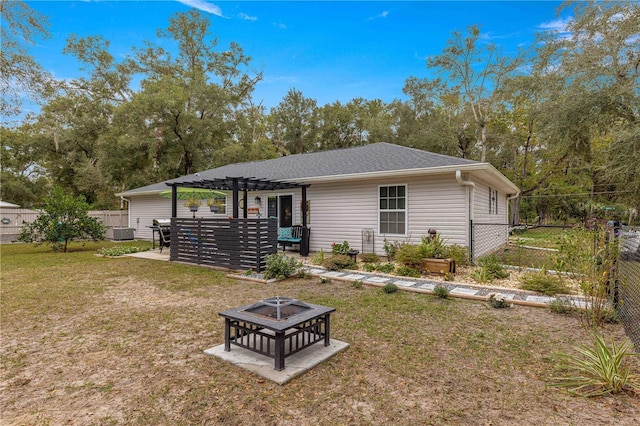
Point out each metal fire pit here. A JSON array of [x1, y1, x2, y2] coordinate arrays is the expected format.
[[219, 297, 335, 371]]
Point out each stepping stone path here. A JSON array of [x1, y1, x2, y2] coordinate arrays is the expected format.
[[304, 266, 588, 308]]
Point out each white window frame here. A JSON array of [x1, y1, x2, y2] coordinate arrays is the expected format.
[[378, 184, 408, 236]]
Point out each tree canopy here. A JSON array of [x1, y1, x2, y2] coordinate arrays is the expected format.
[[2, 0, 638, 225]]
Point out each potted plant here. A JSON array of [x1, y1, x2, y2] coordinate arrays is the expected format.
[[207, 198, 224, 213], [184, 198, 202, 213], [420, 232, 456, 274]]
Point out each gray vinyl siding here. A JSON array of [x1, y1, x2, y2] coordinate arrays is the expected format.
[[128, 172, 477, 256], [306, 174, 467, 255], [128, 194, 170, 240], [473, 180, 508, 224]]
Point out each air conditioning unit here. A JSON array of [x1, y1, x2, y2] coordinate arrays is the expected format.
[[107, 227, 135, 241]]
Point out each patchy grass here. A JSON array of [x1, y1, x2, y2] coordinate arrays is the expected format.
[[1, 243, 639, 425], [510, 227, 569, 248]]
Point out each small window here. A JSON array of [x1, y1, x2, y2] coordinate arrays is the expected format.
[[489, 188, 498, 215], [379, 185, 406, 235], [267, 196, 277, 218]]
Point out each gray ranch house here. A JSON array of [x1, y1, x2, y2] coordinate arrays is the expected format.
[[116, 143, 519, 260]]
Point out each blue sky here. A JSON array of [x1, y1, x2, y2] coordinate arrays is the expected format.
[[25, 1, 569, 112]]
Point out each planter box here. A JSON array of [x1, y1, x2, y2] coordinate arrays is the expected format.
[[422, 258, 456, 274]]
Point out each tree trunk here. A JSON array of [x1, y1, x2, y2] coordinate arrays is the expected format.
[[480, 123, 487, 162], [510, 194, 521, 225]]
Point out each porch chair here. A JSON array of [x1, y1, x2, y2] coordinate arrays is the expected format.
[[158, 226, 171, 253]]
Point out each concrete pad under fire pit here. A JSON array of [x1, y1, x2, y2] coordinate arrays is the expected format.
[[204, 338, 349, 385]]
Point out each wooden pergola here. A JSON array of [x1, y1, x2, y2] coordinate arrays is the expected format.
[[164, 177, 311, 271], [166, 176, 309, 226]]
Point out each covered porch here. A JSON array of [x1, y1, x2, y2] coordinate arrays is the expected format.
[[166, 177, 310, 273]]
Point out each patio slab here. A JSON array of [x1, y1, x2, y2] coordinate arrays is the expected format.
[[204, 339, 349, 385], [127, 249, 170, 261]]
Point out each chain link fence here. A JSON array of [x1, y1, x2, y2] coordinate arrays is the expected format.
[[472, 223, 640, 351], [472, 224, 563, 269], [617, 227, 640, 351]]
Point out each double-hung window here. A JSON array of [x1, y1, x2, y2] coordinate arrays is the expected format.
[[379, 185, 406, 235]]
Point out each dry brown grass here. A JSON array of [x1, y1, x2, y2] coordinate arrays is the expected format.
[[1, 242, 639, 425]]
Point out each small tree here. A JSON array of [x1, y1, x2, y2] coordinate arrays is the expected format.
[[17, 187, 106, 252]]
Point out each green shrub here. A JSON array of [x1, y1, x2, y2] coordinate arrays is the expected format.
[[552, 332, 640, 397], [396, 244, 424, 269], [471, 267, 491, 283], [433, 285, 449, 299], [585, 306, 620, 324], [297, 270, 313, 279], [520, 271, 570, 296], [383, 238, 401, 261], [360, 252, 380, 263], [395, 265, 421, 277], [331, 241, 351, 255], [549, 298, 575, 315], [382, 283, 398, 294], [97, 246, 145, 257], [443, 272, 455, 281], [362, 263, 376, 272], [374, 263, 395, 274], [420, 234, 447, 258], [264, 253, 303, 279], [351, 280, 364, 289], [473, 255, 509, 282], [320, 277, 332, 284], [441, 244, 469, 266], [311, 249, 325, 265], [322, 254, 355, 271]]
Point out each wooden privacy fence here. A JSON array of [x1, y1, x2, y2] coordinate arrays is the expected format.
[[0, 208, 129, 236], [170, 218, 278, 272]]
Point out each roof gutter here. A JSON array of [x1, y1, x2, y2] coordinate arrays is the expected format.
[[456, 170, 475, 262]]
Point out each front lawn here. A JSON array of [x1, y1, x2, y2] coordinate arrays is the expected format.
[[1, 242, 639, 425]]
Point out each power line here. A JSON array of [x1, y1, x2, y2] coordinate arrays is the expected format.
[[522, 190, 634, 198]]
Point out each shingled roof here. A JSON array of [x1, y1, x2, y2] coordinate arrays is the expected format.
[[119, 143, 511, 196]]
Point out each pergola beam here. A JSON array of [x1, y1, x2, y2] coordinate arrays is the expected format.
[[166, 176, 309, 220]]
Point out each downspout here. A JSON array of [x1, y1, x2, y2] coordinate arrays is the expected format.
[[456, 170, 475, 263], [120, 196, 131, 228]]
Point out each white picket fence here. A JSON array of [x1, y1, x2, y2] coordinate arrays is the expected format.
[[0, 208, 129, 236]]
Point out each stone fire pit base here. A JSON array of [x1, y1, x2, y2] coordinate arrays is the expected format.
[[204, 338, 349, 385]]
